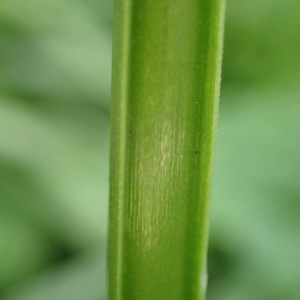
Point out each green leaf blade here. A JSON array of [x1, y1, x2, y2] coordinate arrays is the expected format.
[[109, 1, 225, 299]]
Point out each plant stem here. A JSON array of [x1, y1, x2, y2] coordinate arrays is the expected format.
[[108, 1, 225, 299]]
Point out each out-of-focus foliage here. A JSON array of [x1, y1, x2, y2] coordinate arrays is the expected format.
[[0, 0, 299, 299]]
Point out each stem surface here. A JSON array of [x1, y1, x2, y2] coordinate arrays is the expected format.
[[108, 1, 225, 299]]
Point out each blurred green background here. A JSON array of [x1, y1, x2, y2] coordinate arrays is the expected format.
[[0, 0, 299, 299]]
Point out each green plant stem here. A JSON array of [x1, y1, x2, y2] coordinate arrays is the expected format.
[[108, 1, 225, 299]]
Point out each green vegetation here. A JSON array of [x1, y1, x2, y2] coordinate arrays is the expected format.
[[0, 0, 299, 300], [108, 1, 225, 299]]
